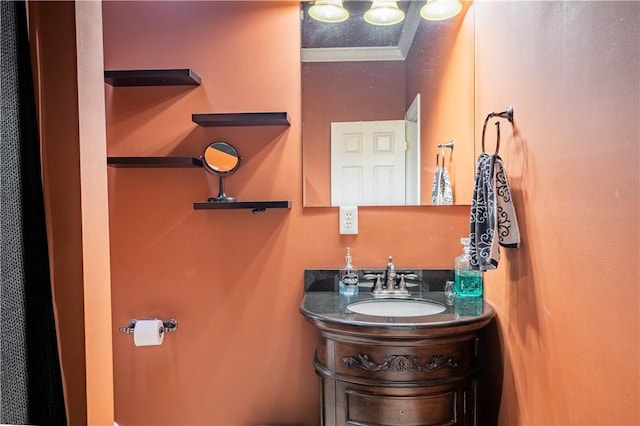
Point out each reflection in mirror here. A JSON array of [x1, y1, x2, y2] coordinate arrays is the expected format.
[[202, 141, 241, 202], [301, 1, 475, 207]]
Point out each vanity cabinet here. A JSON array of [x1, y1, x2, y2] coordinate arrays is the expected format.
[[105, 69, 291, 211], [300, 291, 495, 426], [315, 332, 478, 425]]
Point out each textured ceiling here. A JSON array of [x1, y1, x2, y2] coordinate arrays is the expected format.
[[301, 1, 415, 49]]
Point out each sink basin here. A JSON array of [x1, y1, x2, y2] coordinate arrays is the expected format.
[[347, 299, 446, 317]]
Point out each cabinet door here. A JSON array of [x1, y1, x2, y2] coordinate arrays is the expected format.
[[337, 381, 467, 426]]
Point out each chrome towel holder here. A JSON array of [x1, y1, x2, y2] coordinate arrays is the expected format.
[[436, 140, 454, 168], [437, 140, 455, 150], [119, 318, 178, 334], [482, 106, 514, 154]]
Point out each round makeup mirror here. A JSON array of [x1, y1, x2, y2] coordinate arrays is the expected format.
[[202, 141, 241, 202]]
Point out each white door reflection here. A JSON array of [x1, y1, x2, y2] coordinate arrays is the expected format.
[[331, 120, 406, 206], [330, 94, 421, 206]]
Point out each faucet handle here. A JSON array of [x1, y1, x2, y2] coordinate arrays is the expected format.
[[398, 276, 407, 291], [363, 273, 384, 292], [373, 275, 383, 291], [399, 273, 418, 280]]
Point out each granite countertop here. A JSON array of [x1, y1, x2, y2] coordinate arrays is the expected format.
[[300, 269, 495, 329], [300, 290, 495, 329]]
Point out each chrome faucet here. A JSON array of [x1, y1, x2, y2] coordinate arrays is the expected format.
[[363, 256, 413, 297], [385, 256, 396, 290]]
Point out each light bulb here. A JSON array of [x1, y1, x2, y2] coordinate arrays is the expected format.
[[420, 0, 463, 21], [309, 0, 349, 23], [364, 1, 405, 26]]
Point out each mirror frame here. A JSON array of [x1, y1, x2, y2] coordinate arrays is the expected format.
[[202, 141, 241, 202], [301, 1, 476, 207]]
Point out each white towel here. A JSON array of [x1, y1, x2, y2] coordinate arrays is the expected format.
[[469, 154, 519, 271], [431, 167, 453, 205]]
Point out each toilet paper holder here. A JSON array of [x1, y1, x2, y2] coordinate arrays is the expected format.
[[119, 318, 178, 335]]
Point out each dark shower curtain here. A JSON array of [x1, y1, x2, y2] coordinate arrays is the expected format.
[[1, 1, 67, 424]]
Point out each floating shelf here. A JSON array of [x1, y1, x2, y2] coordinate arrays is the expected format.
[[107, 157, 203, 168], [106, 69, 290, 213], [193, 200, 291, 211], [192, 112, 290, 127], [104, 69, 201, 87]]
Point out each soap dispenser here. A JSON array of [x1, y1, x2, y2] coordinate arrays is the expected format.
[[454, 238, 483, 297], [339, 247, 359, 296]]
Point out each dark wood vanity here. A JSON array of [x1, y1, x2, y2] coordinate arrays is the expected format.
[[300, 289, 495, 426]]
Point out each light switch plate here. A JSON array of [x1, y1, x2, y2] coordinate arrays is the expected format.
[[339, 206, 358, 235]]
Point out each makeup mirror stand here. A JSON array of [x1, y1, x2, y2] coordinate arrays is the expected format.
[[202, 140, 241, 202], [209, 175, 236, 202]]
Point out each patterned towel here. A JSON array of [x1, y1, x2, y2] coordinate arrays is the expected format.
[[469, 154, 519, 270], [431, 167, 453, 205]]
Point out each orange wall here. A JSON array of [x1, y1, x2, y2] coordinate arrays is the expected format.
[[103, 2, 471, 425], [29, 1, 114, 425], [302, 61, 407, 206], [29, 3, 86, 423], [475, 1, 639, 425]]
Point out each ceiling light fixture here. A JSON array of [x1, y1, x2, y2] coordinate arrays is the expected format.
[[420, 0, 463, 21], [309, 0, 349, 23], [364, 1, 405, 26]]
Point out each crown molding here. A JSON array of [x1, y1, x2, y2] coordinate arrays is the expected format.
[[301, 46, 405, 62]]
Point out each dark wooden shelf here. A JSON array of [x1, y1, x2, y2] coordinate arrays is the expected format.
[[193, 200, 291, 211], [192, 112, 290, 127], [107, 157, 203, 168], [104, 69, 201, 87]]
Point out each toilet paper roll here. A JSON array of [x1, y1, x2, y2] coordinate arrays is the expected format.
[[133, 319, 164, 346]]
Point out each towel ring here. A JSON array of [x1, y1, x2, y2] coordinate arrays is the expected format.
[[481, 107, 513, 154], [481, 120, 502, 155]]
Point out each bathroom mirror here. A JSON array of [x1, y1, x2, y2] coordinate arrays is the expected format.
[[301, 1, 476, 207], [202, 141, 241, 202]]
